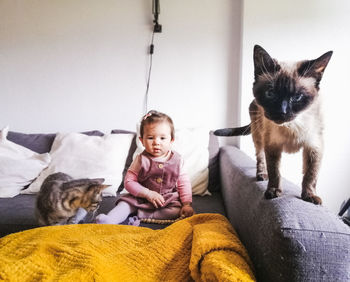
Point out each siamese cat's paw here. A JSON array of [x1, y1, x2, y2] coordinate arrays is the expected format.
[[264, 188, 282, 199], [302, 193, 322, 205]]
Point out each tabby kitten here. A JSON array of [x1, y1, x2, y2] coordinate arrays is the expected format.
[[215, 45, 332, 205], [35, 172, 109, 226]]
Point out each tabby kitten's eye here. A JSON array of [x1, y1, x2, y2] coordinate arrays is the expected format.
[[264, 90, 275, 99], [292, 93, 303, 102]]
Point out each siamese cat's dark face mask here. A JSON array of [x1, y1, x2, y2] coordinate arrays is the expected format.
[[254, 72, 314, 124], [252, 46, 332, 125]]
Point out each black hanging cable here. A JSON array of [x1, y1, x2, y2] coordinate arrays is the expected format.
[[143, 0, 162, 115], [144, 31, 155, 115]]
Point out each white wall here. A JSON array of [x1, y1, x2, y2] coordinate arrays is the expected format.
[[3, 0, 347, 213], [240, 0, 350, 213], [0, 0, 242, 136]]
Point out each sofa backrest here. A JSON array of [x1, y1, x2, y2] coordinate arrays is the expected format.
[[7, 129, 220, 193]]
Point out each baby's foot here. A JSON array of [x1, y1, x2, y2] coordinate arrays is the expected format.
[[128, 216, 140, 226], [95, 214, 118, 224]]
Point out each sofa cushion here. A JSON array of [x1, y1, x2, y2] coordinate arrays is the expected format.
[[22, 132, 134, 197], [0, 126, 51, 198], [220, 146, 350, 282], [7, 130, 104, 154], [7, 131, 56, 154], [172, 127, 210, 195], [0, 191, 226, 237]]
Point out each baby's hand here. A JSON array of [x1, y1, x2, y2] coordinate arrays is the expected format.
[[180, 203, 194, 218], [145, 190, 165, 208]]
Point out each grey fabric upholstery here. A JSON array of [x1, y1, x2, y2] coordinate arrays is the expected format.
[[0, 192, 225, 236], [220, 145, 350, 282]]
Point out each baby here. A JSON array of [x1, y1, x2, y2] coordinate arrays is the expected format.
[[96, 110, 194, 225]]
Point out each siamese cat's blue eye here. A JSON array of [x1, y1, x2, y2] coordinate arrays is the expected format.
[[292, 93, 303, 102], [264, 90, 275, 99]]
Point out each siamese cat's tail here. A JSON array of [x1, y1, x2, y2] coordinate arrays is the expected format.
[[214, 124, 251, 136]]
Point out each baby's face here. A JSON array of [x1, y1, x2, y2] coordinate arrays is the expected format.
[[140, 121, 174, 158]]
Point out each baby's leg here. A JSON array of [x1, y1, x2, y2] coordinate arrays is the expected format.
[[96, 201, 136, 224]]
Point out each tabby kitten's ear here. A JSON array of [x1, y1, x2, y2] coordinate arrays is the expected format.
[[89, 183, 110, 193], [86, 178, 110, 193], [61, 178, 105, 190], [297, 51, 333, 88], [253, 45, 280, 80]]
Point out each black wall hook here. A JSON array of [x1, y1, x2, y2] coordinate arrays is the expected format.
[[152, 0, 162, 33]]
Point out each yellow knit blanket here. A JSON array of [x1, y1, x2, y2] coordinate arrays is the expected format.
[[0, 214, 255, 281]]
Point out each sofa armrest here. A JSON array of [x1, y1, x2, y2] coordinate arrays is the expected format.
[[219, 145, 350, 282]]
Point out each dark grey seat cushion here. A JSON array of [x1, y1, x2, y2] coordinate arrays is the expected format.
[[0, 192, 225, 237], [220, 146, 350, 282]]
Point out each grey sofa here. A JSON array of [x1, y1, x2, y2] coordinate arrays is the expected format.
[[220, 146, 350, 281], [0, 130, 349, 282]]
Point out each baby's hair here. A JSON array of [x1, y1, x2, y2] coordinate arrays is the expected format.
[[140, 110, 175, 139]]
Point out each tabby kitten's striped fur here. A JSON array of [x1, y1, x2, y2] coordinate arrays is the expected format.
[[35, 172, 108, 226], [215, 45, 332, 205]]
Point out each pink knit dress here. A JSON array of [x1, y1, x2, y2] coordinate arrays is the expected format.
[[117, 150, 191, 219]]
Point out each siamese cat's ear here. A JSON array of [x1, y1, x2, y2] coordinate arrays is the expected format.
[[313, 51, 333, 74], [298, 51, 333, 85], [253, 45, 280, 80]]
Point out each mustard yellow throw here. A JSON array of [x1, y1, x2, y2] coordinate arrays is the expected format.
[[0, 213, 255, 281]]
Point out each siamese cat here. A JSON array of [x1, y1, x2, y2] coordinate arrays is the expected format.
[[215, 45, 332, 205]]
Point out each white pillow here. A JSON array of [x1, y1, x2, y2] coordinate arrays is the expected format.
[[22, 132, 134, 197], [133, 126, 210, 196], [0, 126, 51, 198]]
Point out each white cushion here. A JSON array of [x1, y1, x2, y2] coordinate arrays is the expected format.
[[22, 132, 134, 197], [133, 126, 210, 196], [0, 126, 51, 198]]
